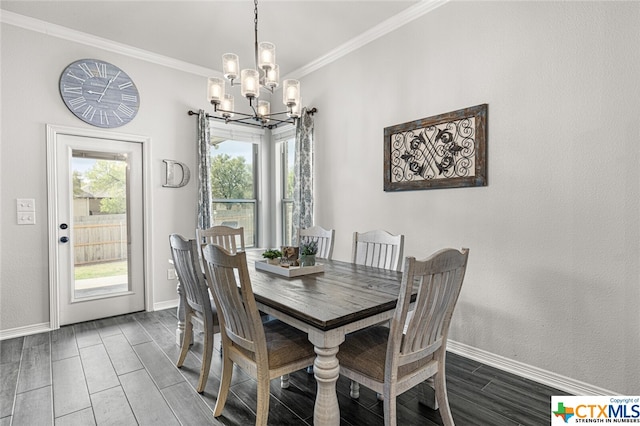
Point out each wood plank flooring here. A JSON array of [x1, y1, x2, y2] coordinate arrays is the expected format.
[[0, 309, 569, 425]]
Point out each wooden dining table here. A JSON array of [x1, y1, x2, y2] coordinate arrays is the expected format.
[[174, 249, 410, 426]]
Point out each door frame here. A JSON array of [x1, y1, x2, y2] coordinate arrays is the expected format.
[[46, 124, 154, 329]]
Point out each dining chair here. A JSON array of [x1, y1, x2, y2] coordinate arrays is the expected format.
[[337, 248, 469, 426], [299, 225, 335, 259], [201, 244, 316, 426], [169, 234, 220, 393], [352, 230, 405, 271], [196, 225, 245, 254]]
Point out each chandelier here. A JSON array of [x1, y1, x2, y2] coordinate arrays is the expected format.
[[207, 0, 301, 129]]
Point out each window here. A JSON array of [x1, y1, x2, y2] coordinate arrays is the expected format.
[[209, 124, 263, 247], [274, 127, 296, 245]]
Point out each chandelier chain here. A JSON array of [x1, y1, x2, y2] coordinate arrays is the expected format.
[[254, 0, 259, 70]]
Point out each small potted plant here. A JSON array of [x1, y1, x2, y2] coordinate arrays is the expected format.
[[299, 240, 318, 267], [262, 249, 282, 265]]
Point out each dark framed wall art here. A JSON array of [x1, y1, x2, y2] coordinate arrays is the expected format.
[[384, 104, 487, 191]]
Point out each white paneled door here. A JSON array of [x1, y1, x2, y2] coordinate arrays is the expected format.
[[48, 127, 146, 326]]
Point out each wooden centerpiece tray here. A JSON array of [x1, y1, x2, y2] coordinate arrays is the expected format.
[[254, 260, 324, 277]]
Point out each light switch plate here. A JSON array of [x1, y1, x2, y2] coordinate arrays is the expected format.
[[17, 212, 36, 225], [17, 198, 35, 212]]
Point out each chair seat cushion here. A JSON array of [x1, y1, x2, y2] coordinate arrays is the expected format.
[[237, 319, 315, 368], [336, 325, 431, 382]]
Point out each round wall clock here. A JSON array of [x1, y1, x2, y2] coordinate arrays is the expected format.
[[59, 59, 140, 128]]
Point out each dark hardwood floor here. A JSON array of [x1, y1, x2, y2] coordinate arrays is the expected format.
[[0, 309, 568, 425]]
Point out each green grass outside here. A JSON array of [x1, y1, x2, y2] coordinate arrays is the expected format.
[[75, 260, 128, 280]]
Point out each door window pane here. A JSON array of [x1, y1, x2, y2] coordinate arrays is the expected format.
[[72, 153, 129, 299]]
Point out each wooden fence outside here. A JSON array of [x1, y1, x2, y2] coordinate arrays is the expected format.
[[74, 214, 127, 265]]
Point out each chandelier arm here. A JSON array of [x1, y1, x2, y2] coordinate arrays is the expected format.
[[215, 109, 257, 119], [249, 98, 259, 118], [266, 116, 299, 125], [264, 109, 294, 118], [189, 110, 299, 129]]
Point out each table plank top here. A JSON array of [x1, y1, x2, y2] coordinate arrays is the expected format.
[[246, 251, 405, 331]]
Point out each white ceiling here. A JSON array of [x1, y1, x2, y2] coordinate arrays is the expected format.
[[1, 0, 432, 78]]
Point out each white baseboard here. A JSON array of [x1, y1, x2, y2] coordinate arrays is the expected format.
[[0, 298, 179, 340], [447, 340, 617, 396], [0, 322, 52, 340], [153, 299, 179, 312]]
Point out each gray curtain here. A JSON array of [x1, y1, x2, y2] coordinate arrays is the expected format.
[[197, 110, 211, 230], [292, 108, 314, 244]]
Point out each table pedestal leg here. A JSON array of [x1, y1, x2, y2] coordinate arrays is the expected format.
[[313, 346, 340, 426]]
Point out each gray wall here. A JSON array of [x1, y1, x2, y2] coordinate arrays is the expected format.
[[0, 23, 208, 330], [1, 1, 639, 395], [300, 1, 639, 394]]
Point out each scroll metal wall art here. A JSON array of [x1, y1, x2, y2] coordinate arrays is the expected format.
[[384, 104, 487, 191]]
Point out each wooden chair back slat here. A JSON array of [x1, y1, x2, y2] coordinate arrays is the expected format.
[[197, 225, 245, 254], [202, 244, 264, 354], [394, 249, 469, 364], [299, 225, 335, 259], [169, 235, 212, 321], [352, 230, 405, 271]]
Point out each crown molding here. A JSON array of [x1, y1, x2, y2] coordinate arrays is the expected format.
[[283, 0, 450, 81], [0, 10, 215, 77], [2, 1, 448, 80]]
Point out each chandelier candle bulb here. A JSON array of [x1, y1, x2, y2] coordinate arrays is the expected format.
[[265, 65, 279, 89], [222, 54, 239, 80], [258, 101, 270, 122], [241, 69, 260, 98], [258, 42, 276, 70], [283, 79, 300, 107], [289, 97, 302, 118], [208, 78, 225, 104], [221, 94, 234, 118]]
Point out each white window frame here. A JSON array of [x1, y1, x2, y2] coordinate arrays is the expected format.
[[272, 124, 296, 247], [209, 121, 266, 247]]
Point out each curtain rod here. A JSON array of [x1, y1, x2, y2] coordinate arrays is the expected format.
[[187, 107, 317, 130]]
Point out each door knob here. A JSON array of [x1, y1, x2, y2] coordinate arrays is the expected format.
[[60, 236, 69, 243], [60, 223, 68, 230]]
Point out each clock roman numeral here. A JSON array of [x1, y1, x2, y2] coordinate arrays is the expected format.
[[117, 103, 135, 118], [81, 105, 96, 121], [68, 96, 87, 109], [78, 63, 94, 79], [95, 62, 106, 78], [112, 111, 124, 123], [66, 71, 85, 83], [121, 94, 138, 103], [118, 81, 133, 90], [100, 110, 109, 126], [63, 86, 83, 95]]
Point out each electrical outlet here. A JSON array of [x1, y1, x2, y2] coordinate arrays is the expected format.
[[167, 268, 177, 280]]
